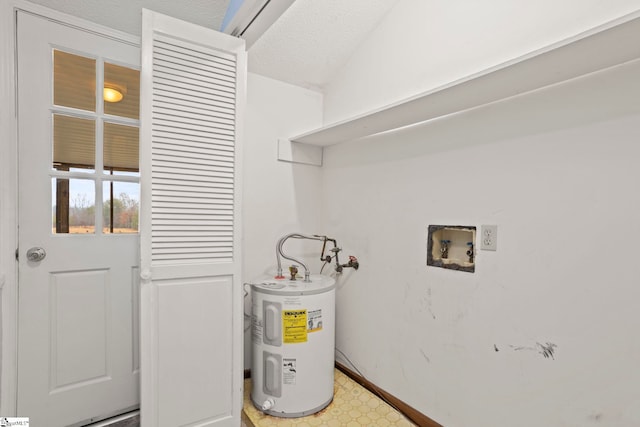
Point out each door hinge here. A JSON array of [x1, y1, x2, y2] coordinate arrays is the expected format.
[[16, 248, 19, 261]]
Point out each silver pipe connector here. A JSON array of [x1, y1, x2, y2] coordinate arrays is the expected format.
[[275, 233, 326, 283]]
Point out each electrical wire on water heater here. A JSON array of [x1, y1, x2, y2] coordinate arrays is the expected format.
[[334, 348, 413, 425], [320, 260, 329, 274]]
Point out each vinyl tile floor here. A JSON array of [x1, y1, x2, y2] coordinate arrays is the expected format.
[[243, 369, 415, 426], [89, 369, 412, 426]]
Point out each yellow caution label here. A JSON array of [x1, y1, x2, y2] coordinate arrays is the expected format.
[[282, 309, 307, 343]]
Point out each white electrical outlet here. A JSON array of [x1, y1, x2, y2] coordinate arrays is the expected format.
[[481, 225, 497, 251]]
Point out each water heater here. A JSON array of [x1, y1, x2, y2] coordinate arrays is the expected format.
[[251, 275, 335, 417]]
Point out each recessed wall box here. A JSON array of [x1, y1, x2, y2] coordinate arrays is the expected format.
[[427, 225, 476, 273]]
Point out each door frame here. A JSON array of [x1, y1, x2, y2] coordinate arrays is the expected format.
[[0, 1, 140, 415]]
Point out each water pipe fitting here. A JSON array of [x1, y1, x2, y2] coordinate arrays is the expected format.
[[440, 239, 451, 259], [466, 242, 474, 263], [275, 233, 326, 282], [289, 265, 299, 281], [275, 233, 359, 282]]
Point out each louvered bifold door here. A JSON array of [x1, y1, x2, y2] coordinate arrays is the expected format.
[[139, 10, 246, 427]]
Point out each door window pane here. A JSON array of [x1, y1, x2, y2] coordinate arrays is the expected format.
[[104, 122, 139, 175], [53, 114, 95, 171], [53, 50, 96, 112], [104, 62, 140, 119], [52, 178, 96, 234], [103, 181, 140, 233], [50, 52, 139, 236]]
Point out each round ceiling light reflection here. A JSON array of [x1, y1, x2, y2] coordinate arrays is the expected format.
[[103, 86, 124, 103]]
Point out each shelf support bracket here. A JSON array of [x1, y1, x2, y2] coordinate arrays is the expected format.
[[277, 139, 323, 167]]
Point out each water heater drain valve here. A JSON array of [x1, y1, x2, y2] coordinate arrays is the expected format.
[[261, 399, 275, 411]]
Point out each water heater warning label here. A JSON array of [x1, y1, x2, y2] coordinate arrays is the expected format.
[[283, 358, 296, 385], [282, 309, 307, 343], [307, 309, 322, 332]]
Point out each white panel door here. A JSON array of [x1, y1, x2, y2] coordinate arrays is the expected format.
[[17, 12, 140, 426], [139, 10, 246, 427]]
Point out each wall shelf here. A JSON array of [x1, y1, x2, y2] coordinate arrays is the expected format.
[[290, 12, 640, 147]]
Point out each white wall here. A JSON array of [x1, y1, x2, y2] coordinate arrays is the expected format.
[[316, 2, 640, 425], [321, 55, 640, 427], [242, 73, 324, 367], [323, 0, 640, 124]]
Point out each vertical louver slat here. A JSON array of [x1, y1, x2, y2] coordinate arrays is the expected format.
[[150, 37, 236, 264]]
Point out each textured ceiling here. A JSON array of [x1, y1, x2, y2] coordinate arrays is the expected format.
[[26, 0, 399, 91], [248, 0, 400, 90], [25, 0, 231, 36]]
